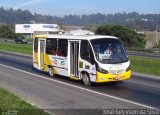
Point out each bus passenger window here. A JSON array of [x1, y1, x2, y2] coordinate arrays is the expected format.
[[46, 39, 57, 55], [57, 39, 68, 57]]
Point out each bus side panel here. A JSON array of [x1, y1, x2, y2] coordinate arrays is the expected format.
[[78, 59, 97, 82], [43, 54, 51, 72], [53, 56, 69, 77], [78, 40, 97, 82], [45, 55, 69, 77]]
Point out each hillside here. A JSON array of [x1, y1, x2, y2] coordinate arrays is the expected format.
[[0, 7, 160, 32]]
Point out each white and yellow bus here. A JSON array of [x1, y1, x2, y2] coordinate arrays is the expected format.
[[33, 34, 131, 85]]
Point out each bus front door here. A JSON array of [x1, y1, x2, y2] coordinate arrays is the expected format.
[[70, 41, 79, 77], [38, 39, 45, 70]]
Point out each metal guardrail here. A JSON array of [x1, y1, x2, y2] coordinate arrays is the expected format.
[[126, 47, 160, 53]]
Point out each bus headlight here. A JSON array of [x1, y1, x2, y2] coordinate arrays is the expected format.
[[97, 66, 109, 74], [126, 65, 131, 72]]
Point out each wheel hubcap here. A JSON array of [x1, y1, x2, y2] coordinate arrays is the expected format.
[[49, 68, 54, 76], [83, 74, 89, 85]]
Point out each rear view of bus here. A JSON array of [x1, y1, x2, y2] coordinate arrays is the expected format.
[[90, 37, 131, 83]]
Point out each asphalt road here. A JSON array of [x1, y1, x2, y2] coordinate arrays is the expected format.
[[0, 51, 160, 115]]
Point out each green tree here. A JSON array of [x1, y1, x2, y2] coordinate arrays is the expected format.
[[95, 25, 146, 48], [0, 25, 16, 38]]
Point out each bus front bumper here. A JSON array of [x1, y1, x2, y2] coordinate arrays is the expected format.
[[96, 70, 131, 83]]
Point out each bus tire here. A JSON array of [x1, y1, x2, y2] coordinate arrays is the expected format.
[[49, 67, 54, 77], [82, 73, 91, 86]]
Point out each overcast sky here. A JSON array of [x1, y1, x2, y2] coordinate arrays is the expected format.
[[1, 0, 160, 16]]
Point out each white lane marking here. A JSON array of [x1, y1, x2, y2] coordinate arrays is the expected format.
[[132, 72, 160, 80], [0, 63, 158, 110]]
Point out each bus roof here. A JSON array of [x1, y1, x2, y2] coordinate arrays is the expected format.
[[34, 34, 118, 40]]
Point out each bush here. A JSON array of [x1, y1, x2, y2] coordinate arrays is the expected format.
[[95, 25, 146, 48], [153, 41, 160, 48], [0, 25, 17, 39]]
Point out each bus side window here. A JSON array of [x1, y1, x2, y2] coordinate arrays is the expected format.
[[57, 39, 68, 57], [80, 40, 94, 64], [34, 38, 38, 53], [46, 39, 57, 55]]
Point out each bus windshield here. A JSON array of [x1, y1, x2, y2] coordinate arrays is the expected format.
[[90, 38, 128, 64]]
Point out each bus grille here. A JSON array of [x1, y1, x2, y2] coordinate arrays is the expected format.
[[109, 69, 125, 75]]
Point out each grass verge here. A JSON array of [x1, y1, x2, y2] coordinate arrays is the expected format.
[[129, 56, 160, 76], [0, 87, 49, 115], [0, 42, 32, 55]]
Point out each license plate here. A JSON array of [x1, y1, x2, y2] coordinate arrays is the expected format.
[[115, 76, 122, 80]]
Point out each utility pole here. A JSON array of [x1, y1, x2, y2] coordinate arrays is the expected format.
[[156, 25, 158, 44], [30, 20, 35, 39]]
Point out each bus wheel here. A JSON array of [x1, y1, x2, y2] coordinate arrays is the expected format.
[[82, 73, 91, 86], [49, 67, 54, 77]]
